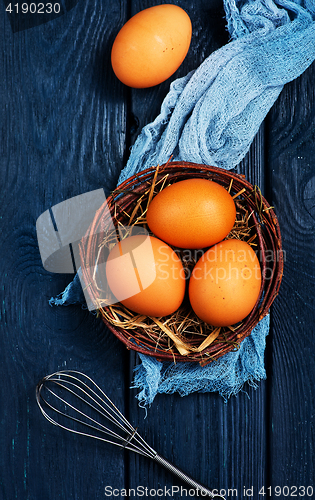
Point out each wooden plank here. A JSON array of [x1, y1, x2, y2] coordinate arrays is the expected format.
[[126, 2, 268, 498], [266, 61, 315, 493], [0, 1, 129, 498], [128, 0, 230, 148]]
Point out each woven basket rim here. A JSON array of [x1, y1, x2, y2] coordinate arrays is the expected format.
[[79, 161, 284, 365]]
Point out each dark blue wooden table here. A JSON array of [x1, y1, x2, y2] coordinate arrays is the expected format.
[[1, 1, 314, 499]]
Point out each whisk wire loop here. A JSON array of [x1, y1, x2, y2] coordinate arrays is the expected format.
[[36, 370, 157, 458], [36, 370, 225, 499], [43, 384, 129, 447], [47, 379, 129, 441], [49, 372, 131, 432]]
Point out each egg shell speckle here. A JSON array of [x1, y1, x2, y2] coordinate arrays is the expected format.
[[111, 4, 192, 88]]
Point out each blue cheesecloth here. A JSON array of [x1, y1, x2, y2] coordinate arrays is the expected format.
[[51, 0, 315, 405]]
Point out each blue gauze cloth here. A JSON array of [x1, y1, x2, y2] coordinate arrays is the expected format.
[[51, 0, 315, 405]]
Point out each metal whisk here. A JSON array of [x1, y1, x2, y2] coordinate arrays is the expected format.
[[36, 370, 225, 499]]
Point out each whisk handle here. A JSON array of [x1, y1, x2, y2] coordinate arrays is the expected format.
[[153, 453, 226, 500]]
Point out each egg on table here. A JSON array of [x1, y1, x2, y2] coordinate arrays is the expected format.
[[105, 234, 186, 317], [189, 239, 262, 327], [146, 178, 236, 249], [111, 4, 192, 88]]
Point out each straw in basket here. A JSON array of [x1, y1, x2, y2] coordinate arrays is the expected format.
[[79, 161, 283, 366]]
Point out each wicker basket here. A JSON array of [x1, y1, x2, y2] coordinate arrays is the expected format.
[[79, 161, 283, 365]]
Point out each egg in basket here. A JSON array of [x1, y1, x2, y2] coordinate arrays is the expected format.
[[79, 161, 283, 366]]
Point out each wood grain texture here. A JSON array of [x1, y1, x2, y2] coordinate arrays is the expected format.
[[128, 0, 229, 146], [0, 0, 129, 498], [266, 61, 315, 492], [126, 3, 268, 499], [1, 0, 314, 499]]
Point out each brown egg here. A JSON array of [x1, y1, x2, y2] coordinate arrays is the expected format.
[[146, 178, 236, 249], [189, 239, 262, 326], [105, 235, 185, 317], [111, 4, 192, 88]]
